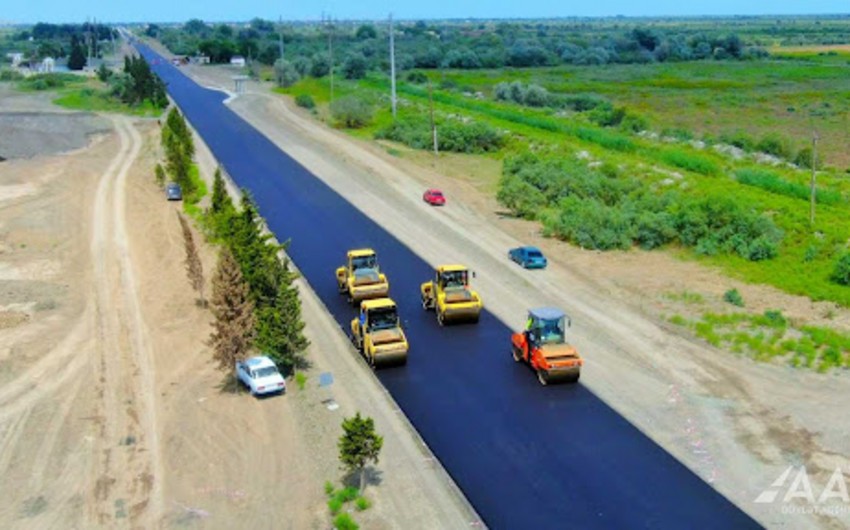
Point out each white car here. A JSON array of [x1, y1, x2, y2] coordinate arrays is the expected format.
[[236, 356, 286, 396]]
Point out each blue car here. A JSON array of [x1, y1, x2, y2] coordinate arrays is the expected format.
[[165, 182, 183, 201], [509, 246, 548, 269]]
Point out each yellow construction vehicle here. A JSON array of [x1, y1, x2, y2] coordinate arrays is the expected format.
[[336, 248, 389, 304], [420, 265, 483, 325], [350, 298, 409, 367]]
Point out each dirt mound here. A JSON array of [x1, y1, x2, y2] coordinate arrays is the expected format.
[[0, 112, 111, 160]]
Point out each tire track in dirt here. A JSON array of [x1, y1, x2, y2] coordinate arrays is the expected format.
[[88, 116, 162, 527]]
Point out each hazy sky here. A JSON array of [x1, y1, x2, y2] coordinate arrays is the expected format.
[[3, 0, 847, 24]]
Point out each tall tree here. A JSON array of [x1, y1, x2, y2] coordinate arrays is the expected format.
[[161, 107, 196, 195], [177, 213, 205, 306], [209, 248, 255, 377], [255, 261, 309, 370], [338, 413, 383, 492], [67, 34, 86, 70], [228, 193, 281, 307], [208, 166, 236, 238]]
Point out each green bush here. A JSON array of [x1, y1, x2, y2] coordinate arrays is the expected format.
[[274, 59, 300, 87], [660, 148, 720, 176], [555, 94, 608, 112], [328, 498, 343, 515], [496, 154, 782, 258], [376, 116, 503, 154], [718, 130, 755, 151], [574, 126, 636, 152], [330, 97, 373, 129], [295, 93, 316, 109], [724, 288, 745, 307], [342, 52, 368, 80], [620, 113, 649, 133], [333, 513, 359, 530], [19, 73, 76, 91], [0, 69, 24, 82], [756, 133, 793, 159], [324, 481, 335, 496], [354, 497, 371, 511], [336, 487, 360, 503], [405, 71, 428, 83], [793, 147, 819, 170], [587, 104, 626, 127], [545, 197, 634, 250], [295, 372, 307, 390], [831, 252, 850, 286], [661, 127, 694, 141]]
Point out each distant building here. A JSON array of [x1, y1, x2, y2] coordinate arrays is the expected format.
[[229, 55, 246, 67], [6, 52, 23, 67], [191, 55, 210, 65], [41, 57, 55, 73]]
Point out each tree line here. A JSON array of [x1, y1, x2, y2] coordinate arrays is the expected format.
[[8, 22, 117, 66], [152, 17, 771, 77], [206, 169, 309, 373], [98, 55, 168, 108], [159, 108, 309, 374]]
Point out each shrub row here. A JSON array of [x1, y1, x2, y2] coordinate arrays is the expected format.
[[375, 116, 504, 154], [735, 168, 842, 205], [498, 153, 782, 260]]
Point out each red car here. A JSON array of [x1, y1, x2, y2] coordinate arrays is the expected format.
[[423, 188, 446, 206]]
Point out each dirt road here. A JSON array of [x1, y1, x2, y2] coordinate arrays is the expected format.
[[179, 65, 850, 529], [0, 114, 162, 527]]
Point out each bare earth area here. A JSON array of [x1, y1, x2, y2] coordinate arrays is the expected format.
[[179, 63, 850, 529], [0, 91, 475, 529]]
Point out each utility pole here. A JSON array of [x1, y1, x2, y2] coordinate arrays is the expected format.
[[810, 130, 819, 225], [389, 13, 397, 119], [278, 16, 284, 61], [327, 15, 335, 104], [86, 17, 92, 66], [428, 80, 438, 157]]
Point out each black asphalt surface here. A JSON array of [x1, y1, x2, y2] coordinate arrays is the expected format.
[[138, 44, 760, 529]]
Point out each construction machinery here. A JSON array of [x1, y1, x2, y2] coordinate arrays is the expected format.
[[511, 308, 582, 385], [420, 265, 483, 325], [336, 249, 389, 304], [350, 298, 409, 367]]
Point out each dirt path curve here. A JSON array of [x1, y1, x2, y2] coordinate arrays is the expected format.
[[88, 115, 163, 526], [0, 114, 165, 528]]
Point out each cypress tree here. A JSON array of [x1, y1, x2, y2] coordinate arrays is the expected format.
[[209, 248, 255, 377], [178, 213, 205, 306], [255, 261, 309, 370]]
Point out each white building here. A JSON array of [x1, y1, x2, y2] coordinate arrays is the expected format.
[[6, 52, 23, 67], [40, 57, 55, 73], [229, 55, 246, 67]]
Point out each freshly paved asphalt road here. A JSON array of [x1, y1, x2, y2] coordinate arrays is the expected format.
[[138, 44, 760, 529]]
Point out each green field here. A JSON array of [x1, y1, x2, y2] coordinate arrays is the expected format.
[[10, 73, 163, 116], [277, 51, 850, 312]]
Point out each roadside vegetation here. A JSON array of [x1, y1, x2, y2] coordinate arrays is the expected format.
[[204, 169, 310, 373], [323, 413, 383, 529], [155, 108, 309, 375], [668, 309, 850, 371]]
